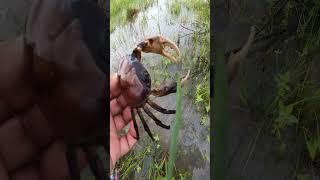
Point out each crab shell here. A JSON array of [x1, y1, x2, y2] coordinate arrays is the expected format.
[[117, 55, 151, 107]]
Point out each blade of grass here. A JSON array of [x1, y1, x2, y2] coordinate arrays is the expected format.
[[166, 75, 182, 180], [213, 42, 229, 180]]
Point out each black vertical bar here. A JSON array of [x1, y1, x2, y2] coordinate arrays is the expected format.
[[105, 0, 110, 177]]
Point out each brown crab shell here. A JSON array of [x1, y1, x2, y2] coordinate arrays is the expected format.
[[117, 55, 151, 107]]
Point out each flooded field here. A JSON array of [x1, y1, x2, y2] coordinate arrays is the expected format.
[[215, 0, 320, 179], [111, 0, 210, 179]]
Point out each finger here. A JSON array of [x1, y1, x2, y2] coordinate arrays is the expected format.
[[115, 94, 128, 108], [110, 94, 130, 116], [113, 107, 133, 131], [109, 113, 119, 167], [110, 74, 121, 99], [39, 142, 88, 180], [0, 115, 38, 172], [0, 37, 36, 112], [22, 105, 54, 148], [119, 121, 137, 157], [11, 165, 40, 180], [110, 99, 122, 116]]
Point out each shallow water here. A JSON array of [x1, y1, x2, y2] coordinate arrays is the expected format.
[[111, 0, 210, 179]]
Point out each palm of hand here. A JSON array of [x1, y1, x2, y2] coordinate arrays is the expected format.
[[109, 74, 137, 172]]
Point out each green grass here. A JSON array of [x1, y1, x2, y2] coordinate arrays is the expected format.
[[117, 139, 189, 179], [110, 0, 154, 32], [181, 0, 210, 122], [166, 75, 182, 180], [213, 42, 229, 180], [169, 1, 181, 16], [237, 0, 320, 176]]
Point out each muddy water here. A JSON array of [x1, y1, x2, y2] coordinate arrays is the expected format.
[[111, 0, 210, 179]]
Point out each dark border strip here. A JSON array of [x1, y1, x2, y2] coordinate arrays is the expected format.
[[105, 0, 110, 176]]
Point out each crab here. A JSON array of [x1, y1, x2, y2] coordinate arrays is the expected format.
[[117, 35, 189, 141]]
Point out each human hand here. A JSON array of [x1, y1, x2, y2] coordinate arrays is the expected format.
[[0, 39, 89, 180], [110, 74, 138, 173], [0, 0, 106, 178]]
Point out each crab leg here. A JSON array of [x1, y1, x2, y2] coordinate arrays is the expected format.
[[82, 146, 106, 180], [131, 108, 140, 140], [151, 70, 190, 97], [151, 81, 177, 97], [137, 109, 155, 141], [227, 26, 255, 83], [143, 106, 170, 129], [147, 99, 175, 114]]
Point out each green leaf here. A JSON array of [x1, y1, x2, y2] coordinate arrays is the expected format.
[[284, 105, 294, 115], [213, 42, 229, 180], [136, 165, 141, 173], [205, 102, 210, 112], [154, 134, 160, 142], [196, 95, 204, 103], [166, 75, 182, 180], [306, 137, 319, 161], [297, 174, 310, 180], [286, 114, 298, 125]]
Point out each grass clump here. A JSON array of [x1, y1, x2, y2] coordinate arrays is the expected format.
[[183, 0, 210, 123], [117, 134, 190, 179], [169, 1, 181, 16], [110, 0, 154, 32]]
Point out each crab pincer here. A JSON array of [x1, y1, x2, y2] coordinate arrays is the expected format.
[[138, 35, 181, 62]]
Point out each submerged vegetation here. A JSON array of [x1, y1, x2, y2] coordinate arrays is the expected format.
[[170, 1, 181, 16], [169, 0, 210, 123], [188, 0, 210, 124], [110, 0, 154, 32]]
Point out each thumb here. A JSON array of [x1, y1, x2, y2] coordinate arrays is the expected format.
[[110, 73, 121, 99]]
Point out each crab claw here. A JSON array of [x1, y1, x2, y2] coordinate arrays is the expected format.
[[181, 70, 190, 85], [138, 35, 180, 63]]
